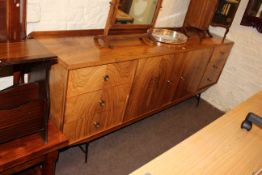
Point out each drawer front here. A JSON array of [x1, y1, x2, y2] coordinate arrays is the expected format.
[[64, 90, 105, 123], [64, 84, 131, 143], [198, 63, 222, 89], [63, 111, 106, 143], [67, 61, 137, 97], [210, 44, 232, 68], [67, 65, 107, 97], [198, 44, 233, 89]]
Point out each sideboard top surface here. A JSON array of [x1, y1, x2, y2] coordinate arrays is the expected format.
[[36, 34, 233, 70]]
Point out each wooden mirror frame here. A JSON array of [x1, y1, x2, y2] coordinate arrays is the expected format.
[[104, 0, 163, 36], [94, 0, 163, 48], [240, 0, 262, 33]]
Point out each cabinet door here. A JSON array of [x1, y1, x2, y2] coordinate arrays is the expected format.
[[124, 54, 184, 121], [173, 48, 213, 100]]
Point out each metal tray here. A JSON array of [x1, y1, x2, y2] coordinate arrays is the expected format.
[[152, 29, 188, 44]]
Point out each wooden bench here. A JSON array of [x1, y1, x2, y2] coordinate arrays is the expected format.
[[0, 122, 68, 175]]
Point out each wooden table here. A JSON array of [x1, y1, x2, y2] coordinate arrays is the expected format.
[[131, 91, 262, 175], [0, 122, 68, 175]]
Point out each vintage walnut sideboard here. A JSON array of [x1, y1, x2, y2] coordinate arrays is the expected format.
[[36, 35, 233, 145]]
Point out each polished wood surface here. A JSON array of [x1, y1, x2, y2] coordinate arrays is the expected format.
[[131, 91, 262, 175], [185, 0, 218, 30], [124, 54, 184, 121], [173, 48, 213, 100], [64, 84, 132, 144], [0, 0, 27, 42], [42, 35, 233, 145], [67, 61, 136, 97], [36, 35, 232, 70], [62, 61, 136, 144], [0, 122, 68, 175], [198, 44, 233, 90], [49, 63, 68, 130], [0, 82, 46, 143], [0, 40, 56, 66]]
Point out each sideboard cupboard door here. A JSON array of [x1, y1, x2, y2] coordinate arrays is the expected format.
[[124, 54, 185, 121], [173, 48, 213, 101], [124, 57, 162, 121]]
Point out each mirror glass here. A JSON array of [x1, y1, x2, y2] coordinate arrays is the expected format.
[[115, 0, 159, 25]]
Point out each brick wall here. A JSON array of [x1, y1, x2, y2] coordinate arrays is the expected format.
[[26, 0, 190, 33], [204, 0, 262, 111]]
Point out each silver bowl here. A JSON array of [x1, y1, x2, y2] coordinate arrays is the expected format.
[[152, 29, 188, 44]]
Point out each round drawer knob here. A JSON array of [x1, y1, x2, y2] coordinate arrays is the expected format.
[[103, 75, 110, 81], [93, 122, 101, 128], [99, 100, 106, 107]]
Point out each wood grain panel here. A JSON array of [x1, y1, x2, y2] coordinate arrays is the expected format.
[[155, 54, 185, 108], [36, 35, 233, 70], [64, 84, 132, 143], [124, 54, 185, 121], [67, 65, 106, 97], [105, 60, 137, 87], [173, 48, 213, 100], [49, 64, 68, 130], [104, 84, 131, 128], [124, 56, 162, 121], [185, 0, 218, 30], [198, 43, 233, 90], [131, 91, 262, 175], [210, 43, 233, 66], [67, 61, 136, 97]]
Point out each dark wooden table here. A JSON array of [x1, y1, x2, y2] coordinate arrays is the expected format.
[[0, 122, 68, 175]]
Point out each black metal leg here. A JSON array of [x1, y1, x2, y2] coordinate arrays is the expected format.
[[195, 93, 201, 107], [79, 143, 89, 163]]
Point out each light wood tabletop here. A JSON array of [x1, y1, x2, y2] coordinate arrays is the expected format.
[[131, 91, 262, 175]]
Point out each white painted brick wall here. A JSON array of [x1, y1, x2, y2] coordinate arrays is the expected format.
[[204, 0, 262, 111], [26, 0, 190, 33], [1, 0, 261, 112]]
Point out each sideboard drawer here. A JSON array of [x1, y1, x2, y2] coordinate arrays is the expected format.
[[209, 44, 232, 68], [67, 61, 136, 97], [67, 65, 107, 97], [198, 44, 232, 89], [63, 111, 107, 143], [198, 63, 222, 89], [64, 84, 131, 143]]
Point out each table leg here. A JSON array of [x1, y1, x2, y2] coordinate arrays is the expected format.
[[42, 151, 58, 175]]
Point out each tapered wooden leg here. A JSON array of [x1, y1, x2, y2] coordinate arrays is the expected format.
[[42, 151, 59, 175]]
